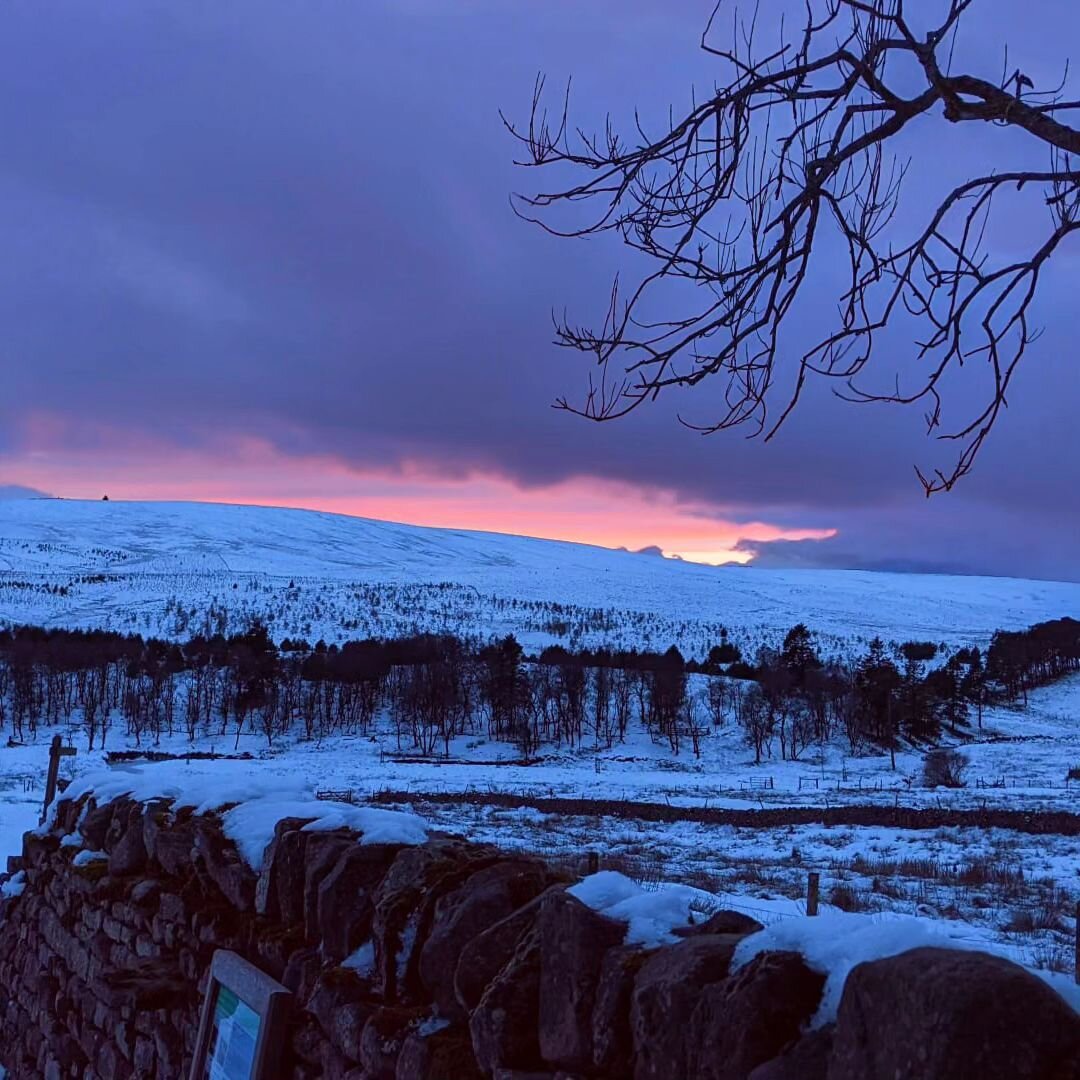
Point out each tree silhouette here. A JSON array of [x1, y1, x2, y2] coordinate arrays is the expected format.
[[508, 0, 1080, 492]]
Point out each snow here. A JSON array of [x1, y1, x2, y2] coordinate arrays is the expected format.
[[72, 849, 107, 867], [0, 871, 25, 899], [733, 909, 1080, 1024], [54, 763, 427, 870], [569, 870, 717, 946], [1, 498, 1078, 654], [218, 798, 427, 870], [343, 940, 376, 976], [414, 1016, 450, 1037], [567, 871, 1080, 1018], [0, 498, 1077, 1026]]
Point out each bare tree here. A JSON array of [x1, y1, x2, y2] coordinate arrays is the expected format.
[[508, 0, 1080, 492], [741, 684, 775, 763]]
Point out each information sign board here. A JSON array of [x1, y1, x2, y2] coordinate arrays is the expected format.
[[189, 950, 291, 1080]]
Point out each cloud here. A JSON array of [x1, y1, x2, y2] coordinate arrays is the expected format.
[[733, 537, 971, 577], [734, 495, 1080, 583], [0, 2, 1076, 579]]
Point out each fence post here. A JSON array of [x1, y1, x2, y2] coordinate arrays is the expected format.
[[807, 872, 820, 917], [587, 851, 600, 876], [40, 735, 77, 825]]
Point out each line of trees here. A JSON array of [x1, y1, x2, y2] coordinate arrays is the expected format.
[[0, 616, 1075, 760], [985, 618, 1080, 705], [0, 626, 701, 758]]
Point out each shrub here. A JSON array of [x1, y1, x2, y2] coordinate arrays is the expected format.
[[828, 883, 869, 912], [922, 748, 970, 788]]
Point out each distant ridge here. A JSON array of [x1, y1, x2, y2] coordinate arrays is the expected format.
[[0, 498, 1077, 651], [0, 484, 52, 501]]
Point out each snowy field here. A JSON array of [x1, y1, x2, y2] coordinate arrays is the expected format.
[[2, 674, 1078, 984], [1, 497, 1078, 997], [2, 499, 1080, 656]]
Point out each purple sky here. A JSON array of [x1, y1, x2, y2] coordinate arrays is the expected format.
[[1, 2, 1078, 577]]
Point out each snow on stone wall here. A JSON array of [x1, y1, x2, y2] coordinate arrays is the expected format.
[[0, 791, 1076, 1079]]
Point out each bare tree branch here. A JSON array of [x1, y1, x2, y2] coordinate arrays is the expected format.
[[506, 0, 1080, 493]]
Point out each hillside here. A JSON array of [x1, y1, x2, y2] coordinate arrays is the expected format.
[[1, 498, 1078, 654]]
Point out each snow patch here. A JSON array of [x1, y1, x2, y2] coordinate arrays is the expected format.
[[0, 871, 26, 899], [733, 909, 1080, 1024], [56, 766, 427, 870], [396, 913, 420, 985], [72, 849, 108, 867], [415, 1016, 450, 1037], [221, 798, 427, 870], [343, 940, 376, 977], [569, 870, 716, 946]]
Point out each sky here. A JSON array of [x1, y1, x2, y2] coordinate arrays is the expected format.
[[0, 1, 1078, 577]]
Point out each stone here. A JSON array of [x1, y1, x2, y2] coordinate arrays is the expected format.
[[359, 1006, 426, 1079], [108, 807, 149, 877], [630, 934, 742, 1080], [469, 927, 543, 1075], [372, 840, 495, 1002], [133, 1035, 155, 1073], [21, 831, 60, 869], [673, 908, 764, 938], [419, 859, 556, 1018], [535, 889, 626, 1071], [254, 817, 316, 921], [307, 970, 371, 1044], [146, 814, 197, 878], [687, 950, 825, 1079], [193, 817, 258, 911], [396, 1025, 484, 1080], [454, 887, 562, 1013], [747, 1025, 833, 1080], [130, 880, 160, 908], [319, 1041, 358, 1079], [282, 945, 324, 1001], [317, 844, 402, 963], [103, 799, 142, 852], [303, 834, 356, 940], [290, 1020, 326, 1067], [330, 1001, 378, 1063], [591, 945, 651, 1077], [158, 891, 186, 924], [828, 946, 1080, 1080], [79, 801, 118, 851], [54, 796, 82, 835], [255, 923, 308, 982]]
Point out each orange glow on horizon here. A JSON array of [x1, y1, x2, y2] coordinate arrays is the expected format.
[[1, 429, 836, 566]]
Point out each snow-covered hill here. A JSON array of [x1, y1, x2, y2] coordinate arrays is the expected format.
[[1, 498, 1078, 653]]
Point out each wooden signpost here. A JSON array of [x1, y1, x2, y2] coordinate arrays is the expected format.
[[40, 734, 76, 825]]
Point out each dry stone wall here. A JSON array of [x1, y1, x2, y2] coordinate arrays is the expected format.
[[0, 793, 1077, 1080]]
